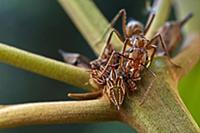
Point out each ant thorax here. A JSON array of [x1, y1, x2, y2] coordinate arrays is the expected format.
[[129, 34, 149, 48]]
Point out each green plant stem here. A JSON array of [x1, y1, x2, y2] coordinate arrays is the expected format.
[[145, 0, 170, 39], [58, 0, 123, 55], [0, 43, 92, 90], [119, 57, 199, 133], [0, 98, 118, 128]]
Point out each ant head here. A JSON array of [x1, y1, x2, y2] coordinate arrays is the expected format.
[[126, 20, 144, 37]]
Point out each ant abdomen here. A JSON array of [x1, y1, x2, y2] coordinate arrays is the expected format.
[[126, 20, 144, 37]]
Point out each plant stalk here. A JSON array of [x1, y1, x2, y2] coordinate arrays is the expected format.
[[0, 43, 92, 90], [0, 98, 118, 128]]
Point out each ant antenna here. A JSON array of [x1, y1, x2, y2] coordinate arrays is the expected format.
[[139, 64, 157, 105], [141, 64, 156, 78]]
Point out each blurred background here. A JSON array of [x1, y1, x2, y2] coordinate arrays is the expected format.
[[0, 0, 199, 133]]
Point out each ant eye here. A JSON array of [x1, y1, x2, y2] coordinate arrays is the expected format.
[[128, 48, 133, 53]]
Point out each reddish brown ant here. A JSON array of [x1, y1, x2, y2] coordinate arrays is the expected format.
[[99, 9, 175, 67]]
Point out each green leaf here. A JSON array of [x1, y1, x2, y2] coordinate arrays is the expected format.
[[179, 61, 200, 125]]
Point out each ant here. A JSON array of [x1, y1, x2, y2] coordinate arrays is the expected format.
[[98, 9, 175, 68]]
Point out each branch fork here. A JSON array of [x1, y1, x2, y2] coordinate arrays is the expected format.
[[0, 0, 200, 132]]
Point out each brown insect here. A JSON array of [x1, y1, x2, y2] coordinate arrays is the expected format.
[[105, 66, 125, 110], [89, 32, 116, 89], [101, 51, 126, 110], [157, 13, 193, 56], [103, 9, 173, 66], [89, 35, 128, 110]]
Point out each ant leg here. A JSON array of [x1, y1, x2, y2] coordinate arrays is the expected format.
[[122, 39, 130, 54], [145, 42, 157, 68], [68, 90, 102, 100], [99, 28, 129, 62], [106, 9, 127, 39], [119, 39, 130, 69], [99, 29, 122, 59], [106, 29, 124, 45], [146, 34, 180, 67], [100, 49, 130, 77], [144, 11, 155, 35], [120, 9, 128, 38], [95, 9, 127, 46], [154, 34, 181, 67], [100, 51, 116, 76]]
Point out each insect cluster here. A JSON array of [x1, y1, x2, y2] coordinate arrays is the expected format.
[[89, 9, 161, 110], [61, 9, 192, 110]]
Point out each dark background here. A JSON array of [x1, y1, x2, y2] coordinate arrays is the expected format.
[[0, 0, 184, 133]]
